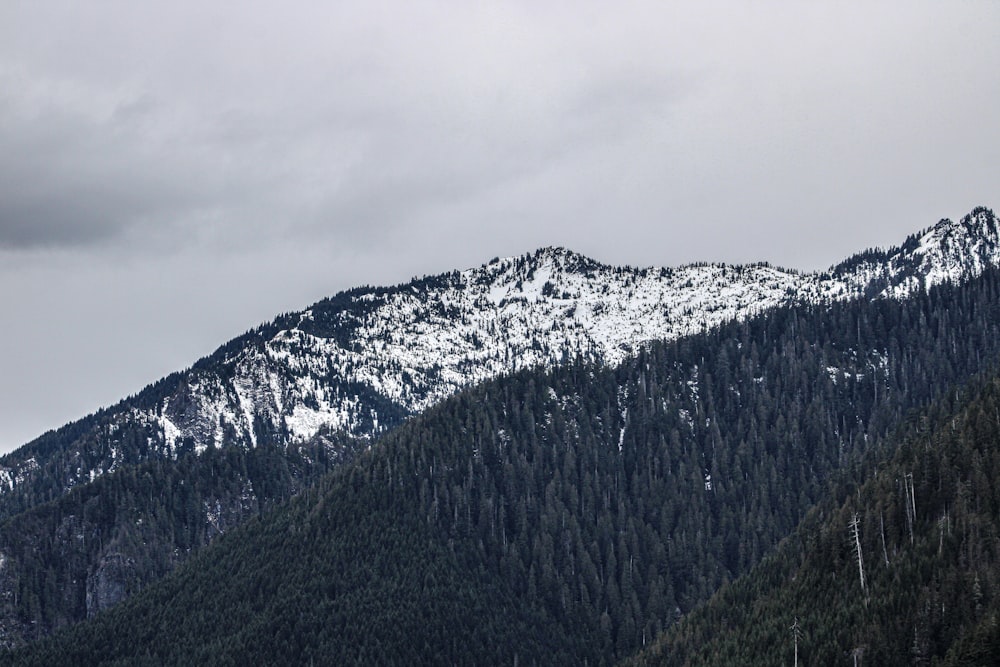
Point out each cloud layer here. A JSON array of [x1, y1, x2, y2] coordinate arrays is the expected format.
[[1, 1, 998, 450]]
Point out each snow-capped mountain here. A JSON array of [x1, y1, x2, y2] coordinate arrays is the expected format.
[[1, 207, 997, 495]]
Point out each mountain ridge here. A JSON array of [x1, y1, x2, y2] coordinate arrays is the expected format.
[[8, 260, 1000, 663], [2, 208, 997, 503], [0, 206, 998, 649]]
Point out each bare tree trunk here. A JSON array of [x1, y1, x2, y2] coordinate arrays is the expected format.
[[850, 513, 867, 600], [790, 618, 801, 667], [880, 511, 890, 567], [903, 474, 915, 544]]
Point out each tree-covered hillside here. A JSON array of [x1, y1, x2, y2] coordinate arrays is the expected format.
[[628, 372, 1000, 666], [0, 436, 359, 647], [6, 269, 1000, 664], [1, 209, 997, 653]]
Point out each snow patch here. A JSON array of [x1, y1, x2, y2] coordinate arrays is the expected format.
[[6, 210, 998, 496]]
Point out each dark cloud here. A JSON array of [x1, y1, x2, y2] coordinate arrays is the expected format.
[[0, 74, 213, 249], [0, 1, 998, 450]]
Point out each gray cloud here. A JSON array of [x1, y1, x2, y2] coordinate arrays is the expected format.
[[0, 71, 219, 249], [0, 1, 998, 450], [0, 2, 704, 254]]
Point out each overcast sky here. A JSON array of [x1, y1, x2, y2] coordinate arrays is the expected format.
[[1, 1, 998, 453]]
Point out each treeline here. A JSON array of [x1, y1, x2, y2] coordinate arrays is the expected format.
[[5, 269, 1000, 664]]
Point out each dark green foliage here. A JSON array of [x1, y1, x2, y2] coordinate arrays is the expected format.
[[0, 442, 574, 666], [629, 373, 1000, 666], [0, 437, 359, 647], [8, 268, 1000, 664]]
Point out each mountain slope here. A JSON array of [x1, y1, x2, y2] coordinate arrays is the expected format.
[[0, 437, 359, 644], [628, 371, 1000, 666], [0, 206, 996, 649], [8, 265, 1000, 664], [2, 208, 997, 511]]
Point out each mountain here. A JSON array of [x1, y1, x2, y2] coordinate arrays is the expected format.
[[829, 206, 1000, 297], [6, 261, 1000, 665], [0, 206, 996, 648], [2, 208, 997, 506], [628, 370, 1000, 666]]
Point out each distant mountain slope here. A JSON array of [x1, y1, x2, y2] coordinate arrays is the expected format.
[[829, 205, 1000, 297], [0, 206, 996, 649], [1, 207, 997, 513], [7, 265, 1000, 664], [627, 371, 1000, 666]]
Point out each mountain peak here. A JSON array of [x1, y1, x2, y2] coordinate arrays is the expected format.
[[890, 205, 1000, 292], [524, 246, 602, 272], [825, 206, 999, 297], [959, 205, 997, 234], [4, 206, 999, 503], [532, 245, 577, 258], [3, 205, 1000, 653], [924, 205, 996, 239]]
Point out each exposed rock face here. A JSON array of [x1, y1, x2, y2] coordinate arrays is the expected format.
[[86, 553, 130, 618]]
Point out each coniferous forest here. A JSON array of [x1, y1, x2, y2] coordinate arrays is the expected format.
[[629, 371, 1000, 666], [4, 267, 1000, 664], [6, 0, 1000, 661]]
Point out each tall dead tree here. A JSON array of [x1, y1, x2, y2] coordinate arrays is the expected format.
[[879, 510, 890, 567], [903, 472, 917, 544], [790, 618, 802, 667], [850, 512, 867, 601], [903, 473, 916, 544]]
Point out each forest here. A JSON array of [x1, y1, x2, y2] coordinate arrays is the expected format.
[[3, 268, 1000, 664], [630, 371, 1000, 665]]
